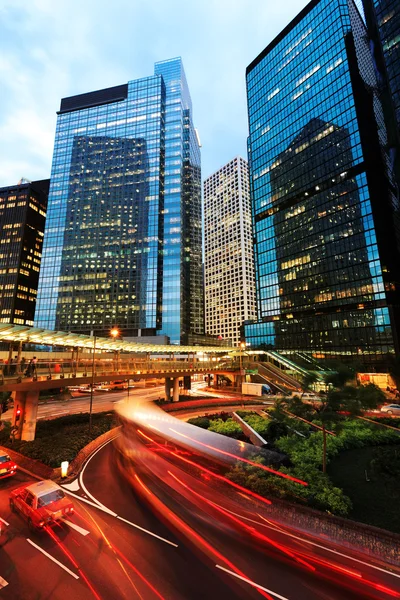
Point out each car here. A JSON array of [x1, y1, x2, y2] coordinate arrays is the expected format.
[[9, 480, 74, 531], [0, 450, 17, 479], [380, 404, 400, 415]]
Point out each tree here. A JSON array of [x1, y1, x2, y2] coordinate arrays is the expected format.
[[300, 372, 318, 398], [273, 383, 385, 473], [324, 364, 355, 389]]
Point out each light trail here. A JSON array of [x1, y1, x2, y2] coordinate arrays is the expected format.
[[136, 427, 273, 505], [167, 471, 315, 572], [168, 427, 308, 485], [133, 473, 275, 600]]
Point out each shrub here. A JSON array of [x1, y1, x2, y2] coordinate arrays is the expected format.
[[187, 416, 210, 429], [208, 418, 243, 440], [0, 412, 115, 468]]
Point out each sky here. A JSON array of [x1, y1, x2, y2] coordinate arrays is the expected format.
[[0, 0, 308, 186]]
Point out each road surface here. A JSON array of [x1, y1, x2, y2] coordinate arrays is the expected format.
[[2, 437, 399, 599]]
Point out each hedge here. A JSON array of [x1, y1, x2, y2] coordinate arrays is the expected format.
[[0, 412, 116, 468]]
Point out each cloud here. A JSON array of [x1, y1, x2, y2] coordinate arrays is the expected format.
[[0, 0, 308, 185]]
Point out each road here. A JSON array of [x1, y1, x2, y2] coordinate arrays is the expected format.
[[1, 381, 216, 422], [1, 385, 400, 599], [2, 436, 399, 600], [0, 384, 165, 422]]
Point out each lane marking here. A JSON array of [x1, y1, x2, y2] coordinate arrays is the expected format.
[[0, 517, 9, 527], [64, 439, 179, 548], [61, 479, 80, 492], [62, 489, 117, 516], [64, 519, 90, 536], [116, 515, 178, 548], [27, 539, 79, 579], [0, 576, 8, 589], [215, 565, 290, 600]]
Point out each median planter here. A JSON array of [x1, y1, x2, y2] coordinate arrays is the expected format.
[[66, 426, 121, 478]]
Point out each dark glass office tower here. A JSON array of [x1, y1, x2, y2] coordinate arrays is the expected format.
[[35, 58, 203, 344], [362, 1, 400, 189], [0, 179, 49, 327], [244, 0, 400, 365]]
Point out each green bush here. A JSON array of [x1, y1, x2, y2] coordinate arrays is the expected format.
[[208, 418, 243, 440], [0, 412, 115, 468], [187, 416, 210, 429], [225, 416, 400, 517]]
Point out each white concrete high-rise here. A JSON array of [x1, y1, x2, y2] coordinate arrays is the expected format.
[[204, 157, 256, 346]]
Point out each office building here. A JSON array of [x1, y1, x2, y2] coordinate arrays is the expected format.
[[244, 0, 400, 365], [35, 58, 204, 344], [362, 1, 400, 188], [204, 157, 256, 346], [0, 179, 49, 327]]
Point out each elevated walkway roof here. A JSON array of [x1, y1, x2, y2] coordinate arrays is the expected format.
[[0, 323, 234, 355]]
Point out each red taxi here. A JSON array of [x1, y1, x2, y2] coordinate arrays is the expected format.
[[10, 480, 74, 531], [0, 450, 17, 479]]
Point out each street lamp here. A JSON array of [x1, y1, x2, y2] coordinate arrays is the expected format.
[[110, 327, 120, 373], [239, 341, 246, 397], [89, 331, 97, 435]]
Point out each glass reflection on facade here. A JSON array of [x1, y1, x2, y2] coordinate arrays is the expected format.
[[35, 58, 203, 344], [363, 0, 400, 128], [245, 0, 400, 363], [154, 60, 204, 343]]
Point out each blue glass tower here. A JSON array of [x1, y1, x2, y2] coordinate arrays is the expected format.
[[35, 58, 203, 344], [244, 0, 400, 365]]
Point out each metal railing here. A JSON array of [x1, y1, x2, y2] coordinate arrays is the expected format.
[[0, 358, 249, 385]]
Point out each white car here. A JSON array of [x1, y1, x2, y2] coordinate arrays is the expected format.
[[380, 404, 400, 415]]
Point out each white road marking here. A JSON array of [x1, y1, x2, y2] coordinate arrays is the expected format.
[[62, 489, 117, 516], [61, 479, 80, 492], [77, 436, 178, 548], [0, 576, 8, 589], [26, 539, 79, 579], [0, 517, 9, 527], [116, 515, 178, 547], [215, 565, 290, 600], [64, 519, 90, 536]]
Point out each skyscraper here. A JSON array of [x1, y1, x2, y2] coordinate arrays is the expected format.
[[35, 58, 203, 344], [244, 0, 400, 365], [204, 157, 256, 346], [362, 1, 400, 189], [0, 179, 49, 327]]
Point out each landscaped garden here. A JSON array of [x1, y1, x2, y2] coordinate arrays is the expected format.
[[187, 392, 400, 533], [0, 412, 116, 468]]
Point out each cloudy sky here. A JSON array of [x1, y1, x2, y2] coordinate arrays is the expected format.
[[0, 0, 308, 186]]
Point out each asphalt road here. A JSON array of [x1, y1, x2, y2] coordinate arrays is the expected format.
[[1, 438, 400, 599]]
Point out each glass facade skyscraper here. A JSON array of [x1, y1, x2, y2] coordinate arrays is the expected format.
[[35, 58, 203, 344], [244, 0, 400, 364], [362, 1, 400, 190]]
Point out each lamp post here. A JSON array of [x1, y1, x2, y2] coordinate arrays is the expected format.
[[110, 327, 120, 373], [89, 332, 97, 435], [239, 341, 246, 395]]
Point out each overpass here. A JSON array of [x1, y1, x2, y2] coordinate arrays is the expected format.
[[0, 323, 312, 441], [0, 323, 246, 441]]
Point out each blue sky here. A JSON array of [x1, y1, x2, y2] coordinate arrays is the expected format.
[[0, 0, 308, 186]]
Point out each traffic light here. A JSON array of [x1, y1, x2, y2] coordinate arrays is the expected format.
[[15, 407, 21, 423]]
